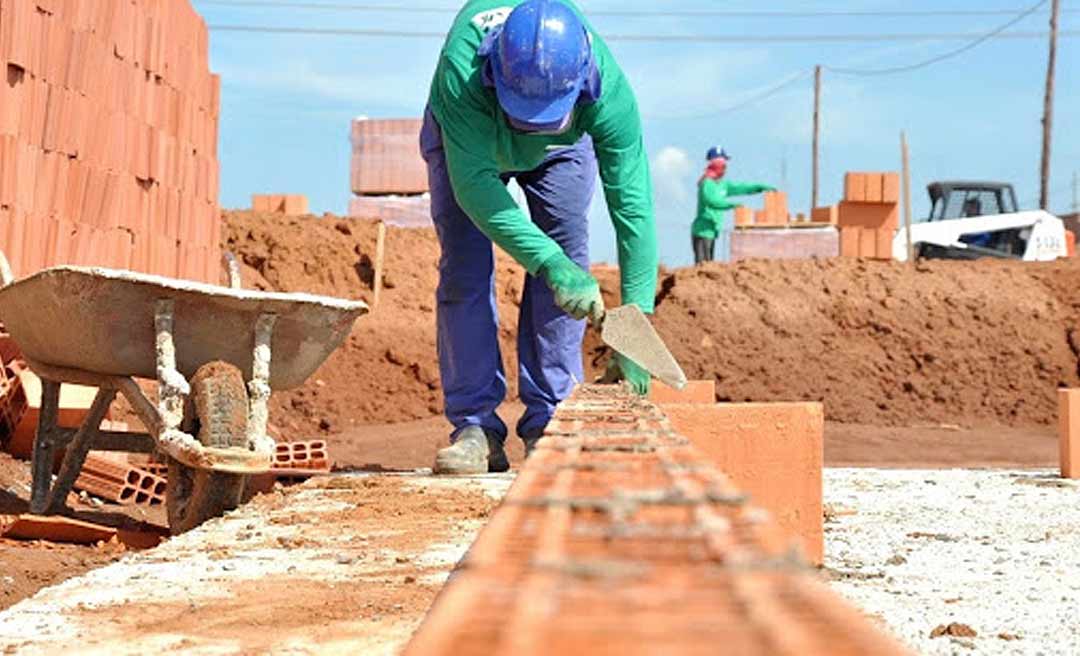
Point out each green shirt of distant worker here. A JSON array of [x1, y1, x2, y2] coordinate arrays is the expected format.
[[691, 148, 774, 264]]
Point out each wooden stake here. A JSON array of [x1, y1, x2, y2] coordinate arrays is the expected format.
[[811, 65, 822, 210], [901, 131, 914, 266], [373, 220, 386, 309]]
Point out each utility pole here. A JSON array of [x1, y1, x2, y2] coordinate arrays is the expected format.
[[811, 65, 822, 210], [1039, 0, 1060, 209], [901, 132, 914, 265], [1073, 170, 1078, 213]]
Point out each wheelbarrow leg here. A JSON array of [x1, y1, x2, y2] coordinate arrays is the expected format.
[[28, 380, 60, 514], [155, 298, 188, 435], [45, 387, 117, 514], [246, 313, 277, 449]]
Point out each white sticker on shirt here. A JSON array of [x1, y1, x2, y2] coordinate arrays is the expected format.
[[471, 7, 512, 32]]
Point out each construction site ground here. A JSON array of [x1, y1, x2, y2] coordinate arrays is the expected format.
[[3, 210, 1079, 653]]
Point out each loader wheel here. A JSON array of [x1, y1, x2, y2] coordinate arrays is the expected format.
[[167, 361, 249, 535]]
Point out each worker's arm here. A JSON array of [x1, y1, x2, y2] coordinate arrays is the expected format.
[[725, 180, 776, 196], [585, 72, 658, 314], [435, 75, 564, 275], [700, 178, 740, 211]]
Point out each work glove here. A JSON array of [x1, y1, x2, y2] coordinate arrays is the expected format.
[[602, 352, 651, 396], [537, 251, 605, 324]]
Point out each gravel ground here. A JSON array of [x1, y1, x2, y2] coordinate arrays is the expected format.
[[825, 468, 1080, 655]]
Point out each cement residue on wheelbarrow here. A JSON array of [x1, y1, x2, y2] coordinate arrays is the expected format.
[[0, 472, 511, 655]]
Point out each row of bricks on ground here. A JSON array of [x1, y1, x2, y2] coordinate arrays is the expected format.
[[404, 385, 904, 655], [1, 0, 217, 109], [1, 138, 219, 233], [0, 213, 222, 281]]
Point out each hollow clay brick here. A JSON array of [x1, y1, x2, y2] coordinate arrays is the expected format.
[[863, 172, 884, 203], [1059, 389, 1080, 479], [661, 402, 825, 565], [837, 201, 899, 230], [810, 205, 838, 225], [858, 226, 876, 258], [844, 172, 866, 202], [648, 380, 715, 405], [882, 172, 900, 204]]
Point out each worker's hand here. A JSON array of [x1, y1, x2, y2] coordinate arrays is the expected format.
[[538, 252, 605, 324], [603, 353, 651, 396]]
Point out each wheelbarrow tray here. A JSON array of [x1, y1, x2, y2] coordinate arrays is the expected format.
[[0, 266, 368, 390]]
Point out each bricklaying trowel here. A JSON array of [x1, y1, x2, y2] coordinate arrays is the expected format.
[[597, 305, 687, 390]]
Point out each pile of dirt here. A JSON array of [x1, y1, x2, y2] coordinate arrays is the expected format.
[[223, 210, 1080, 432], [223, 210, 530, 437], [648, 257, 1080, 426]]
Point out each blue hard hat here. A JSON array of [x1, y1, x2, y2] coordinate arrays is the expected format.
[[490, 0, 592, 127], [707, 146, 730, 161]]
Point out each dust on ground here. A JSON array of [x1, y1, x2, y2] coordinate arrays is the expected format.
[[0, 473, 510, 655], [0, 452, 165, 611], [825, 468, 1080, 655]]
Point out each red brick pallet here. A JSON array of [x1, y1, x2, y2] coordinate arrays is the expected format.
[[405, 385, 908, 655]]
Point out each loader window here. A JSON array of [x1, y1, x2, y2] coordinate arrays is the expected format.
[[942, 189, 1005, 219]]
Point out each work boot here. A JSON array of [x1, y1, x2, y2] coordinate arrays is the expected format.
[[434, 426, 509, 475]]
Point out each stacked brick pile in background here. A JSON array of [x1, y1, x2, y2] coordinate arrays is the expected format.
[[251, 194, 307, 215], [838, 171, 899, 259], [0, 0, 222, 283], [347, 117, 431, 228], [753, 190, 789, 226]]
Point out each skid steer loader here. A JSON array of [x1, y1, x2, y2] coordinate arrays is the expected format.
[[892, 180, 1068, 261]]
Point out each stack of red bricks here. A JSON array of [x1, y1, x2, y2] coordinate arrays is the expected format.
[[0, 0, 221, 283], [404, 385, 909, 655], [733, 190, 789, 227], [837, 171, 899, 259], [347, 117, 431, 228]]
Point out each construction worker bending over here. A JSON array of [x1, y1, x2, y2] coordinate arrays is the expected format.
[[691, 148, 774, 264], [421, 0, 658, 474]]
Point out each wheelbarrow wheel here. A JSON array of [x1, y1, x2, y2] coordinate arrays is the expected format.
[[167, 361, 249, 535]]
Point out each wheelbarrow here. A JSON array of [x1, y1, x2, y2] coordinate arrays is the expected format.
[[0, 251, 368, 533]]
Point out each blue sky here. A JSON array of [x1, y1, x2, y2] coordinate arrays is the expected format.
[[197, 0, 1078, 267]]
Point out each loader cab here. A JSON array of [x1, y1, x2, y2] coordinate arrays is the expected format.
[[918, 181, 1029, 259], [926, 181, 1019, 221]]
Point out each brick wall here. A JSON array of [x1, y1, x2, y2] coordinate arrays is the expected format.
[[0, 0, 221, 283]]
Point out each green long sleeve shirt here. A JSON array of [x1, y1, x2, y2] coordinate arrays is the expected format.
[[692, 178, 772, 239], [427, 0, 657, 312]]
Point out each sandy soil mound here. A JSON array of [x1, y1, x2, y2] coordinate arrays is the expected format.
[[650, 257, 1080, 426], [223, 210, 1080, 433], [223, 211, 528, 437]]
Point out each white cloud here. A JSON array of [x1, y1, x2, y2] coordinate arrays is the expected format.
[[651, 146, 695, 206]]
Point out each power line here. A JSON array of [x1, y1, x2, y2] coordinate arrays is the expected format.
[[826, 0, 1049, 75], [643, 70, 810, 121], [195, 0, 1080, 19], [208, 24, 1080, 44]]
